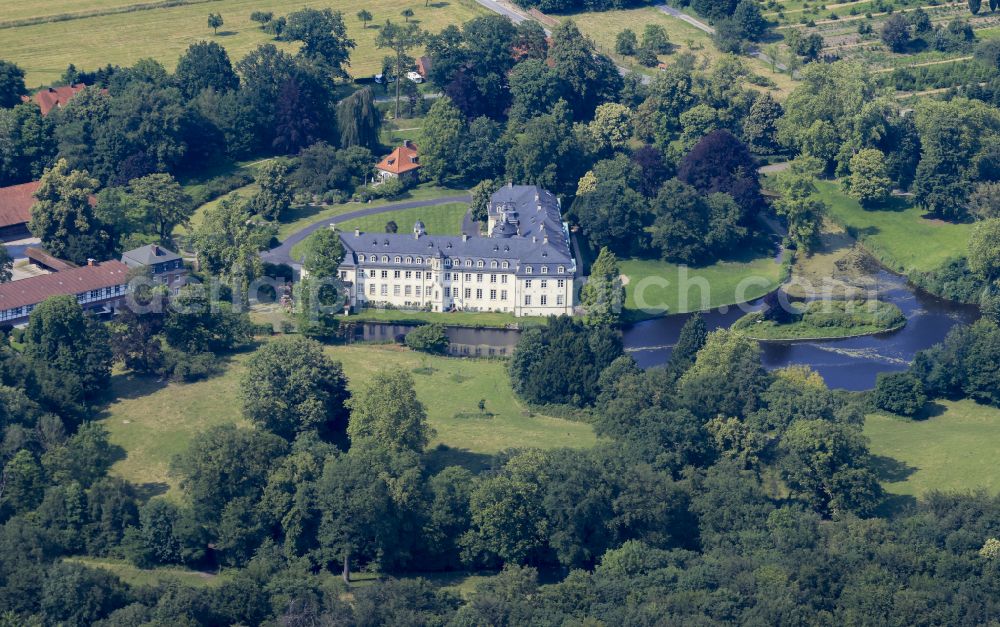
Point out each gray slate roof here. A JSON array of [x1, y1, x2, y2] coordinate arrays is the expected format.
[[339, 185, 575, 276], [121, 244, 181, 268]]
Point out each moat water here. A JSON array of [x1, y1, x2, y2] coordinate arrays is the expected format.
[[362, 270, 980, 391]]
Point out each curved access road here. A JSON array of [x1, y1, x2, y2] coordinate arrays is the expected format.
[[262, 194, 471, 266]]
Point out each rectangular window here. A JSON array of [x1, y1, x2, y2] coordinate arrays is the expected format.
[[415, 271, 421, 279], [90, 289, 101, 298], [405, 285, 412, 296], [464, 288, 471, 298], [490, 274, 497, 283], [393, 285, 401, 296], [476, 289, 483, 299], [557, 279, 565, 288], [381, 285, 388, 296], [369, 270, 376, 278], [501, 290, 507, 300], [477, 273, 483, 283], [501, 275, 508, 284], [557, 295, 564, 305], [465, 273, 472, 282], [415, 286, 422, 297], [540, 280, 547, 289], [381, 270, 388, 279], [490, 289, 497, 300], [525, 280, 532, 289], [394, 270, 401, 279], [444, 287, 450, 297], [405, 271, 412, 279], [541, 295, 548, 306], [525, 295, 532, 305], [369, 283, 376, 294]]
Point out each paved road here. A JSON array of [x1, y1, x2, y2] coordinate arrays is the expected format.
[[474, 0, 532, 24], [462, 209, 481, 237], [262, 195, 472, 266]]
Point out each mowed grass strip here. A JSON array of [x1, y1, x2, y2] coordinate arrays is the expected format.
[[620, 253, 783, 320], [99, 343, 596, 494], [865, 399, 1000, 497], [816, 180, 972, 275], [5, 0, 487, 86], [65, 557, 231, 588]]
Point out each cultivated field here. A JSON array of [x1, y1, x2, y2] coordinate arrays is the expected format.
[[2, 0, 488, 87], [98, 343, 596, 497], [866, 399, 1000, 497]]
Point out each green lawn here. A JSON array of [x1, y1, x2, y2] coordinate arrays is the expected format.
[[4, 0, 487, 87], [65, 557, 231, 588], [620, 253, 784, 321], [287, 201, 469, 262], [276, 184, 468, 240], [98, 343, 596, 495], [816, 181, 973, 275], [865, 399, 1000, 497]]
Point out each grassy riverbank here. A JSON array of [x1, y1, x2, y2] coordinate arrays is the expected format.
[[732, 298, 905, 340]]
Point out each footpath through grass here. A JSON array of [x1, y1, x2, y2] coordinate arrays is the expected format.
[[865, 399, 1000, 497], [816, 181, 972, 275], [620, 252, 784, 321], [5, 0, 488, 86], [99, 343, 596, 494]]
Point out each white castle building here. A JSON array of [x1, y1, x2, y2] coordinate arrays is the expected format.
[[335, 184, 576, 317]]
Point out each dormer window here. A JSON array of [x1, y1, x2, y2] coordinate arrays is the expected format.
[[465, 260, 472, 267], [541, 266, 548, 274], [477, 260, 484, 268], [502, 261, 509, 269], [558, 266, 565, 274], [394, 256, 401, 263], [491, 260, 498, 269], [415, 257, 422, 265], [526, 266, 533, 274], [405, 257, 412, 264], [381, 256, 388, 263]]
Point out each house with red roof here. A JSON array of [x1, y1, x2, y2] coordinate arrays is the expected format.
[[0, 181, 40, 241], [0, 259, 130, 326], [375, 140, 421, 184], [22, 83, 100, 115]]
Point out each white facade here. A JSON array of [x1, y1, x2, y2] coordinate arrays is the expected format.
[[334, 185, 577, 318]]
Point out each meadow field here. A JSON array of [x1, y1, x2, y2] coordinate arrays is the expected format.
[[2, 0, 487, 86], [98, 342, 596, 498], [620, 251, 785, 321], [816, 180, 972, 275], [570, 6, 797, 96], [865, 399, 1000, 497]]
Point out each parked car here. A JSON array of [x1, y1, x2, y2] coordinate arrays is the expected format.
[[406, 71, 424, 83], [374, 73, 396, 84]]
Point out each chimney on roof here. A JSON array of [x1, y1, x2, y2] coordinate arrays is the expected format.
[[403, 139, 412, 148], [462, 234, 469, 242], [354, 228, 360, 237], [87, 258, 95, 266], [152, 245, 160, 255], [329, 222, 336, 231]]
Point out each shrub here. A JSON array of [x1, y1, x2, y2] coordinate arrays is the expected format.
[[873, 372, 926, 416], [405, 324, 450, 354]]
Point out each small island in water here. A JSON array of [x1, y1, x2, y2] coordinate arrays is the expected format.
[[732, 297, 906, 341]]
